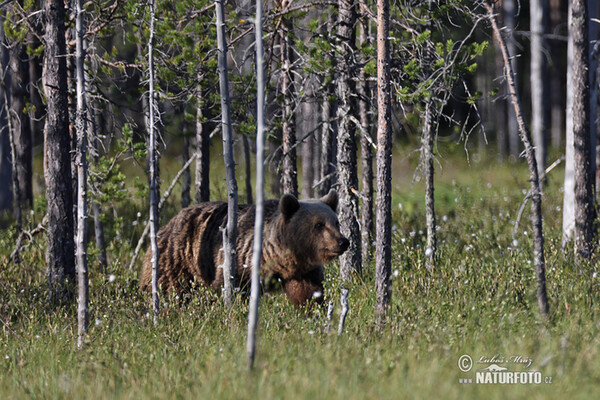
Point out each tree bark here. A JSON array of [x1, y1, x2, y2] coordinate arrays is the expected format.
[[195, 83, 210, 203], [148, 0, 160, 324], [485, 1, 550, 318], [216, 0, 238, 308], [44, 0, 76, 304], [549, 0, 565, 149], [75, 0, 89, 348], [319, 11, 337, 197], [0, 10, 11, 212], [570, 0, 596, 258], [375, 0, 392, 323], [358, 9, 373, 265], [280, 13, 297, 197], [9, 32, 32, 210], [504, 0, 520, 160], [530, 0, 550, 180], [247, 0, 264, 369], [337, 0, 361, 281], [301, 99, 315, 199], [422, 101, 436, 272]]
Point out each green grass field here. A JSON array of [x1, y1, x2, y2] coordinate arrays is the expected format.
[[1, 144, 599, 399]]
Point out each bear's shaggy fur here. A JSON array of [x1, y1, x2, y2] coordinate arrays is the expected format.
[[140, 190, 349, 305]]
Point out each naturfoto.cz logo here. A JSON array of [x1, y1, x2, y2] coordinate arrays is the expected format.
[[457, 354, 552, 385]]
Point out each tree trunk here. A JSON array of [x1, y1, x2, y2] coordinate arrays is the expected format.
[[216, 0, 238, 308], [550, 0, 566, 149], [148, 0, 160, 324], [247, 0, 264, 369], [0, 10, 11, 213], [44, 0, 76, 304], [358, 10, 373, 265], [74, 0, 89, 348], [301, 99, 315, 199], [422, 101, 436, 272], [280, 13, 297, 197], [530, 0, 550, 180], [588, 0, 598, 193], [9, 33, 32, 210], [195, 81, 210, 203], [375, 0, 392, 323], [337, 0, 361, 281], [319, 11, 337, 197], [485, 0, 550, 318], [504, 0, 520, 160], [570, 0, 596, 258]]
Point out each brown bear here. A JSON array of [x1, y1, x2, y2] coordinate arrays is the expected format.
[[140, 189, 349, 305]]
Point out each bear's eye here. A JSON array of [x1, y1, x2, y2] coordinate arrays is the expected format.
[[315, 222, 325, 230]]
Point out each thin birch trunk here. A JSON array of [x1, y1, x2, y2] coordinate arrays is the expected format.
[[216, 0, 238, 308], [195, 82, 210, 203], [247, 0, 264, 368], [422, 101, 436, 272], [563, 0, 576, 242], [530, 0, 550, 181], [75, 0, 89, 348], [319, 11, 337, 197], [148, 0, 160, 324], [504, 0, 520, 160], [485, 1, 550, 318], [337, 0, 361, 281], [375, 0, 392, 324], [280, 15, 297, 197], [549, 0, 564, 149]]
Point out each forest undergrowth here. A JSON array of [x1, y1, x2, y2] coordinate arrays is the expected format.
[[1, 146, 599, 399]]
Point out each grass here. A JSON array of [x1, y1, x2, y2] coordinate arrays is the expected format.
[[1, 143, 599, 399]]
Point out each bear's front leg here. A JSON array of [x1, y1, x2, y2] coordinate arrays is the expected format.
[[283, 267, 324, 306]]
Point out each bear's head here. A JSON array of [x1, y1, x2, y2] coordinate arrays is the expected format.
[[278, 189, 349, 268]]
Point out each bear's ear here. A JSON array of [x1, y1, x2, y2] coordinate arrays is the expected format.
[[320, 189, 338, 211], [280, 193, 300, 218]]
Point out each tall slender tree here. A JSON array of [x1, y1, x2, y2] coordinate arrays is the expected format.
[[280, 5, 297, 197], [247, 0, 265, 369], [319, 10, 337, 197], [195, 81, 210, 203], [9, 6, 32, 210], [336, 0, 361, 281], [375, 0, 392, 323], [148, 0, 160, 324], [74, 0, 89, 348], [485, 0, 549, 318], [358, 3, 374, 265], [530, 0, 550, 180], [216, 0, 238, 308], [44, 0, 76, 304], [569, 0, 595, 258], [562, 0, 596, 257], [504, 0, 520, 160], [0, 10, 11, 213]]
